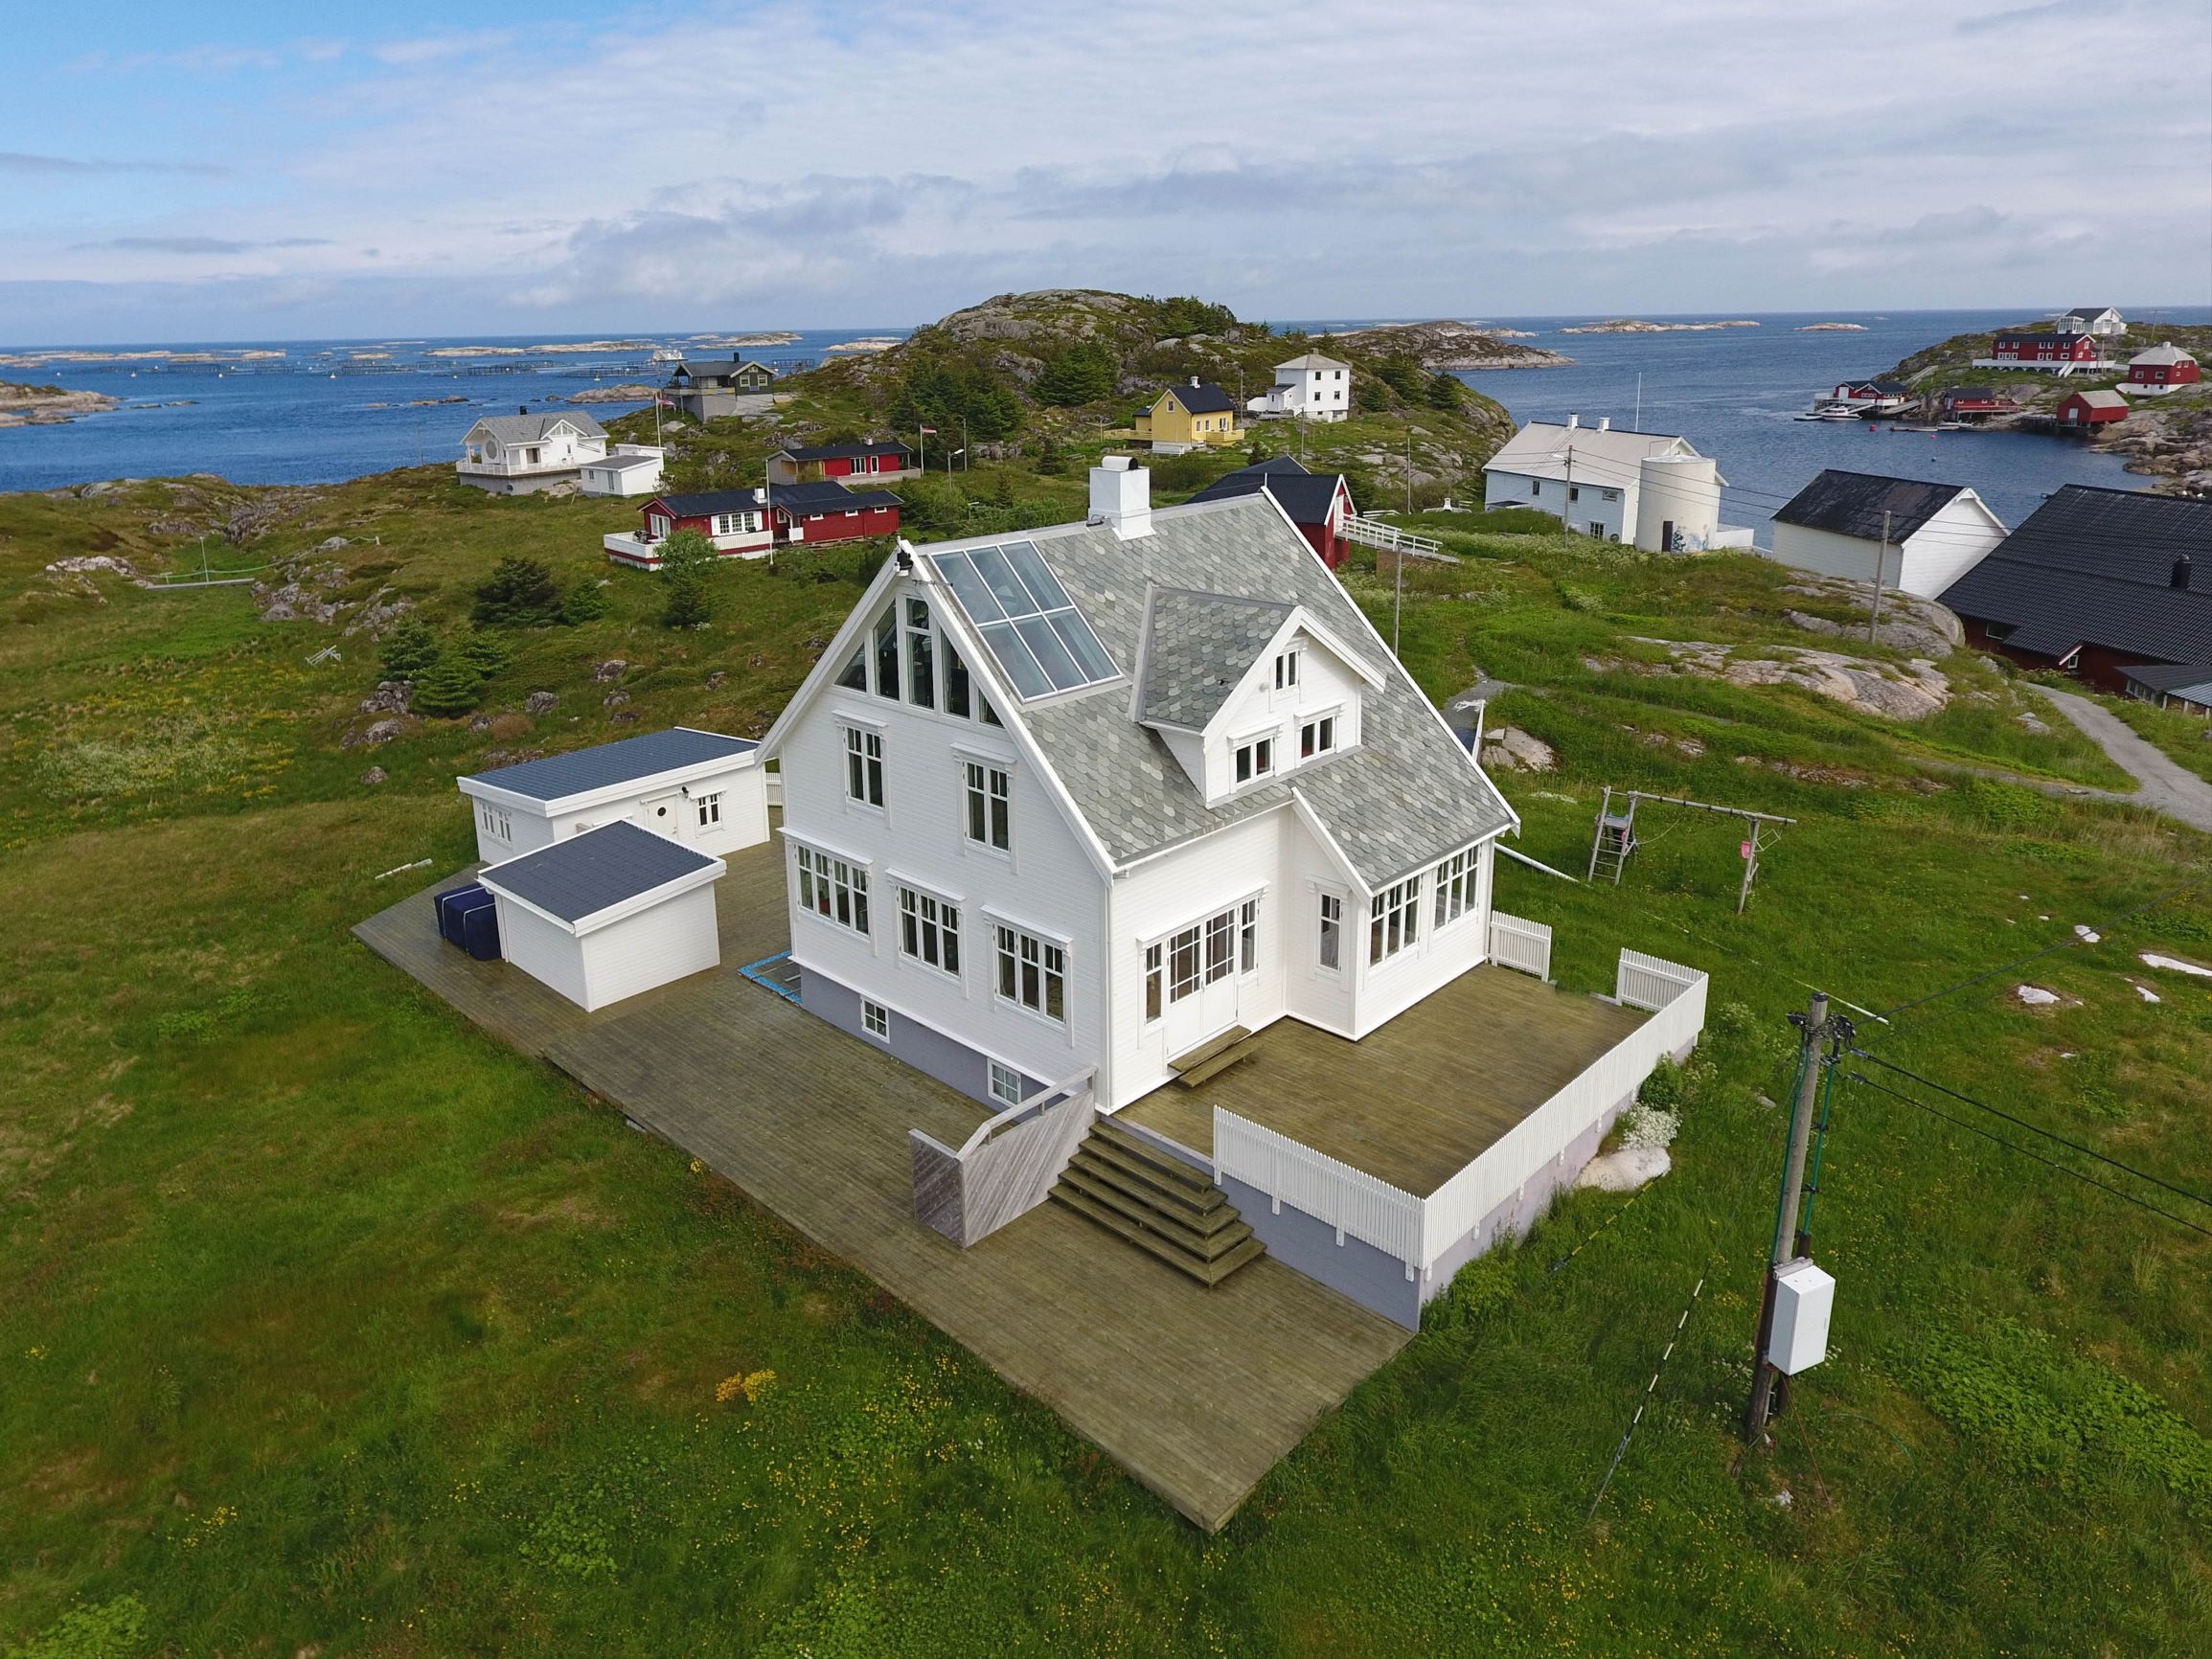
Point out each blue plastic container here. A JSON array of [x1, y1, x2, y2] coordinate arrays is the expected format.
[[460, 900, 502, 962], [438, 884, 491, 945]]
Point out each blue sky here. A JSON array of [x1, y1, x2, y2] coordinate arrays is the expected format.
[[5, 0, 2208, 344]]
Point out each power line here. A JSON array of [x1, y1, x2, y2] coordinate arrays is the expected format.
[[1871, 878, 2209, 1020], [1846, 1069, 2212, 1240], [1850, 1051, 2212, 1213]]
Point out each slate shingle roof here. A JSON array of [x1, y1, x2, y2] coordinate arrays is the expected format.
[[480, 820, 720, 925], [916, 495, 1516, 888], [466, 728, 758, 805], [1188, 457, 1351, 529], [1773, 470, 1977, 543], [1135, 589, 1294, 729], [1940, 487, 2212, 666]]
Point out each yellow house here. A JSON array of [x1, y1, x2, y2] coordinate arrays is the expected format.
[[1134, 377, 1243, 450]]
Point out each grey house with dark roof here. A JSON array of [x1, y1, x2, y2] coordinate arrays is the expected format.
[[1769, 469, 2008, 597], [1941, 486, 2212, 691]]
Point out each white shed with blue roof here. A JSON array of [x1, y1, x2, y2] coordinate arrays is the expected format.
[[456, 727, 768, 865], [478, 820, 728, 1011]]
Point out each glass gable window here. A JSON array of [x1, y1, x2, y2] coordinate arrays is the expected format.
[[872, 606, 899, 701], [905, 598, 935, 708], [927, 541, 1118, 701]]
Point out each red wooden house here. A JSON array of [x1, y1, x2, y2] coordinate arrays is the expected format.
[[1989, 331, 2102, 367], [1187, 457, 1357, 569], [769, 481, 902, 544], [1939, 386, 2019, 420], [766, 441, 918, 486], [2126, 344, 2201, 394], [2056, 389, 2129, 426]]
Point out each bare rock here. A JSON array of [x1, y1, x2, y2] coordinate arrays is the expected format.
[[251, 578, 345, 625], [359, 680, 411, 716], [46, 554, 146, 584], [1482, 726, 1557, 772], [358, 766, 387, 785], [704, 671, 726, 691], [603, 690, 629, 709], [608, 710, 640, 725], [341, 717, 407, 749], [467, 714, 496, 734], [593, 659, 627, 682], [316, 535, 351, 553], [342, 588, 413, 637], [524, 690, 559, 715], [1631, 636, 1950, 721]]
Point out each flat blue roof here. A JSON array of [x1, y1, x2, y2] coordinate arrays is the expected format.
[[465, 728, 757, 805]]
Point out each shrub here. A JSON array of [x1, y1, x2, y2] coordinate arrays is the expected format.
[[662, 573, 712, 629], [654, 528, 719, 580], [561, 579, 610, 624], [378, 617, 441, 678], [1637, 1056, 1686, 1111], [1034, 437, 1068, 476], [458, 631, 512, 677], [1034, 343, 1118, 407], [470, 556, 563, 627], [1425, 372, 1467, 412], [412, 655, 485, 717]]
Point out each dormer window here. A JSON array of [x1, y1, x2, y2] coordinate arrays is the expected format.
[[1235, 736, 1275, 784], [1300, 714, 1337, 759]]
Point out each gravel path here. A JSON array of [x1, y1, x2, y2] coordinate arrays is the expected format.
[[2026, 684, 2212, 834]]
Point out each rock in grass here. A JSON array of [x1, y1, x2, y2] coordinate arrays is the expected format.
[[359, 766, 387, 785], [524, 690, 559, 715]]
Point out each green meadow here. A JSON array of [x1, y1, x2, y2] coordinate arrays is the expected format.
[[3, 471, 2207, 1655]]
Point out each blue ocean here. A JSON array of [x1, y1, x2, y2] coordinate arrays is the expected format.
[[5, 308, 2204, 539]]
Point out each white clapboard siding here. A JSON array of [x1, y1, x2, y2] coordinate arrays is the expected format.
[[1214, 1108, 1425, 1274], [1488, 911, 1552, 979]]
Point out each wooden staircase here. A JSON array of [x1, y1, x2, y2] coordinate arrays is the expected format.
[[1168, 1025, 1259, 1089], [1050, 1119, 1266, 1287]]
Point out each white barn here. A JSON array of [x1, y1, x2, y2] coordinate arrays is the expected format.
[[478, 821, 726, 1011], [579, 445, 667, 497], [759, 458, 1520, 1115], [1481, 417, 1751, 552], [1770, 470, 2009, 599], [457, 728, 769, 866], [1246, 352, 1353, 421], [456, 410, 609, 494]]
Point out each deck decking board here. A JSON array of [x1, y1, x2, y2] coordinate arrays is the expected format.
[[354, 841, 1407, 1532], [1122, 966, 1650, 1195]]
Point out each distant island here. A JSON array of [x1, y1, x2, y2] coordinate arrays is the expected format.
[[1559, 318, 1760, 334], [1798, 323, 1868, 331], [424, 340, 655, 358], [1322, 318, 1570, 369], [0, 380, 121, 427], [0, 347, 284, 369], [680, 331, 804, 349]]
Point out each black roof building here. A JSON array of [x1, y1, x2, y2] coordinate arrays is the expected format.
[[1939, 486, 2212, 670], [654, 489, 765, 517], [480, 820, 721, 925], [1773, 470, 1977, 543], [1161, 381, 1237, 415], [467, 728, 759, 805], [771, 480, 902, 514], [775, 440, 914, 463], [1188, 456, 1352, 528]]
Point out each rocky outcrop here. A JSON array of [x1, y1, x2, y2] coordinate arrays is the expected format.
[[1322, 319, 1571, 370], [0, 382, 121, 426], [1600, 637, 1952, 721], [1481, 726, 1558, 772]]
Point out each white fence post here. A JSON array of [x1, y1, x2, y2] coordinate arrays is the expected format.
[[1488, 912, 1553, 979]]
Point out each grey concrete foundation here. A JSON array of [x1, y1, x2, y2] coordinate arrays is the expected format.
[[800, 968, 1042, 1112]]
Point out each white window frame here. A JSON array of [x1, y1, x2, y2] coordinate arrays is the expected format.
[[861, 999, 890, 1040], [988, 1060, 1025, 1106], [478, 804, 513, 842], [963, 760, 1013, 854], [1298, 709, 1340, 761], [1233, 731, 1277, 787], [897, 883, 963, 981], [1369, 875, 1421, 965], [1274, 648, 1302, 692], [990, 917, 1067, 1027], [793, 842, 871, 937], [1316, 890, 1344, 973], [842, 722, 885, 810], [1433, 846, 1476, 928], [695, 791, 722, 829]]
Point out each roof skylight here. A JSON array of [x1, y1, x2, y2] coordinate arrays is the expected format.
[[927, 541, 1119, 700]]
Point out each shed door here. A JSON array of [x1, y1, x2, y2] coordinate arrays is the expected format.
[[640, 790, 684, 840]]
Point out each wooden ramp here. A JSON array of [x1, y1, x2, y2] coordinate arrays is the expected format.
[[353, 846, 1406, 1532]]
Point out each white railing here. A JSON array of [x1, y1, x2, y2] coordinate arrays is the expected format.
[[910, 1068, 1096, 1247], [1341, 515, 1443, 556], [1489, 911, 1552, 979], [1213, 1109, 1425, 1274], [1212, 946, 1708, 1285], [1617, 948, 1700, 1013]]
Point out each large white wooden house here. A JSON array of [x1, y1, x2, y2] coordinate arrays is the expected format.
[[1246, 352, 1353, 421], [456, 409, 610, 494], [760, 458, 1520, 1115], [1481, 417, 1752, 552]]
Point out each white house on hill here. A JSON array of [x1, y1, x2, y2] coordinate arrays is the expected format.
[[1770, 470, 2008, 599], [457, 409, 611, 494], [1482, 417, 1751, 552], [1246, 352, 1353, 421], [2053, 306, 2125, 337], [759, 458, 1521, 1115]]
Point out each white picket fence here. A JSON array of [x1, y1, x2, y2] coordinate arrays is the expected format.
[[1212, 1110, 1425, 1274], [1212, 946, 1707, 1288], [1488, 911, 1552, 979]]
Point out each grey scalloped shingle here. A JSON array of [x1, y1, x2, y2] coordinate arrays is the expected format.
[[1136, 588, 1294, 729]]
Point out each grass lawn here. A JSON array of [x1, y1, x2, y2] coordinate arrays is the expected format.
[[4, 474, 2209, 1655]]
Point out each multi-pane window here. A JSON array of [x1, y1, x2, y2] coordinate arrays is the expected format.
[[898, 888, 961, 977], [861, 999, 890, 1040], [964, 762, 1011, 852], [1274, 649, 1301, 691], [1205, 910, 1235, 985], [1235, 737, 1275, 785], [696, 791, 722, 829], [1318, 893, 1342, 970], [1434, 848, 1474, 926], [843, 726, 884, 807], [795, 846, 869, 935], [1369, 876, 1420, 964], [993, 924, 1064, 1024], [1300, 715, 1336, 760], [945, 644, 972, 718], [872, 605, 899, 700], [988, 1061, 1024, 1106], [1240, 898, 1258, 974], [905, 598, 935, 708], [1144, 943, 1163, 1021], [479, 805, 512, 841]]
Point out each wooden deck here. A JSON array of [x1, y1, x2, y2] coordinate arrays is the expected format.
[[354, 843, 1408, 1532], [1122, 966, 1650, 1196]]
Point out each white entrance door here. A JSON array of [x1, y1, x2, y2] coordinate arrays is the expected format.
[[639, 790, 684, 840], [1162, 901, 1247, 1057]]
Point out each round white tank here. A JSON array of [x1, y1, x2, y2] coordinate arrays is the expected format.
[[1635, 455, 1722, 552]]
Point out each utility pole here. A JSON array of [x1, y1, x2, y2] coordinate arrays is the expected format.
[[1745, 991, 1830, 1442], [1404, 422, 1415, 514], [1633, 373, 1643, 433], [1392, 540, 1405, 660], [1868, 509, 1891, 644], [1562, 445, 1575, 549]]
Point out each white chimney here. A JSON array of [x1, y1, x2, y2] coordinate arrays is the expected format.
[[1565, 413, 1580, 430], [1189, 375, 1200, 388], [1089, 455, 1152, 539], [1597, 417, 1611, 432]]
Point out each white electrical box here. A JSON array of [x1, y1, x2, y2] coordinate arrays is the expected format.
[[1767, 1258, 1836, 1375]]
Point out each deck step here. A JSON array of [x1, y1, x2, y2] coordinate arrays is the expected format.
[[1049, 1121, 1265, 1287], [1173, 1033, 1262, 1090], [1169, 1025, 1250, 1074]]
